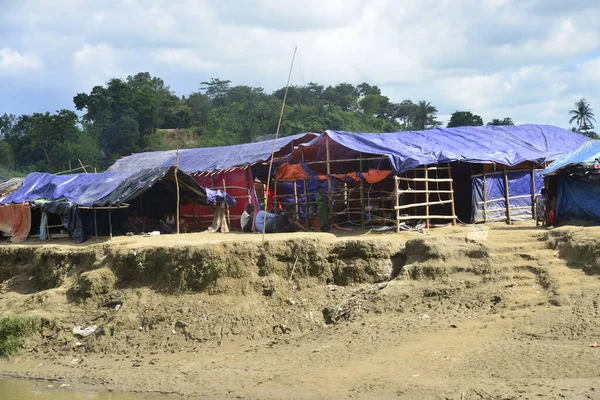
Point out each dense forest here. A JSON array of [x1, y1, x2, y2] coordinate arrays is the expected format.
[[0, 72, 595, 177]]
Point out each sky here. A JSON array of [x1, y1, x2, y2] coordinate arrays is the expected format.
[[0, 0, 599, 130]]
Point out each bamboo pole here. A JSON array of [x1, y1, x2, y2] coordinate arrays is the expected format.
[[448, 163, 457, 226], [293, 180, 299, 213], [530, 165, 536, 221], [175, 150, 180, 234], [503, 166, 511, 224], [395, 199, 454, 210], [482, 165, 488, 223], [223, 179, 230, 228], [425, 165, 430, 228], [325, 135, 332, 228], [262, 46, 296, 242], [394, 176, 400, 233], [301, 146, 310, 228], [109, 207, 113, 239], [94, 209, 98, 241], [78, 159, 88, 173], [359, 153, 365, 228]]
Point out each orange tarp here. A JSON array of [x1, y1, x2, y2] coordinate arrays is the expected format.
[[275, 163, 310, 180], [362, 169, 391, 184], [0, 202, 31, 243]]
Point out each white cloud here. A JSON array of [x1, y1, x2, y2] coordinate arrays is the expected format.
[[580, 57, 600, 84], [0, 0, 598, 129], [73, 43, 120, 88], [0, 47, 41, 74]]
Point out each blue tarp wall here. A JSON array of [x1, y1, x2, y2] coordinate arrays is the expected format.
[[556, 177, 600, 224], [472, 170, 544, 222]]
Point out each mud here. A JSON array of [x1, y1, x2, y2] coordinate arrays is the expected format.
[[2, 223, 600, 399]]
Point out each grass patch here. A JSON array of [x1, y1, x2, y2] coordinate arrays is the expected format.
[[0, 315, 38, 357]]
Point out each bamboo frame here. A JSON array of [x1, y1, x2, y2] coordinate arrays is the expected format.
[[301, 147, 310, 228], [425, 165, 429, 228], [482, 166, 487, 223], [448, 163, 456, 226], [394, 176, 400, 233], [503, 166, 511, 224], [359, 153, 365, 228], [94, 209, 98, 240], [530, 165, 536, 220], [392, 163, 457, 227], [395, 199, 453, 210], [175, 150, 180, 234]]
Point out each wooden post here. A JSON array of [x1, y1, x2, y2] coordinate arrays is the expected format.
[[293, 179, 299, 213], [503, 166, 511, 224], [223, 179, 230, 228], [359, 152, 365, 228], [175, 150, 180, 234], [301, 146, 310, 228], [394, 176, 400, 233], [273, 180, 278, 210], [425, 165, 430, 228], [530, 165, 536, 221], [448, 163, 457, 226], [325, 135, 332, 226], [109, 207, 113, 239], [482, 165, 488, 223], [94, 208, 98, 241]]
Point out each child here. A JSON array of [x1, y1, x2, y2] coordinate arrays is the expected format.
[[241, 203, 255, 232], [316, 186, 329, 232], [536, 188, 548, 227]]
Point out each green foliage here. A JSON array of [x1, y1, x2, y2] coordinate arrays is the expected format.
[[4, 74, 443, 173], [447, 111, 484, 128], [0, 315, 38, 357], [413, 101, 439, 130], [569, 98, 596, 135], [487, 118, 514, 126]]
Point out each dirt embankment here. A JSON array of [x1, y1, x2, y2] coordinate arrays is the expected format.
[[3, 226, 600, 399]]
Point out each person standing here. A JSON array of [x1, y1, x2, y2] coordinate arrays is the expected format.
[[316, 185, 329, 232]]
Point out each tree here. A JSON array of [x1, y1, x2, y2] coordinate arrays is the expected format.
[[487, 118, 514, 126], [569, 98, 596, 135], [0, 140, 13, 168], [395, 100, 418, 129], [447, 111, 484, 128], [413, 101, 438, 130]]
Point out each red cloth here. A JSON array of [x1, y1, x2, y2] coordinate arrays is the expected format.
[[0, 203, 31, 243]]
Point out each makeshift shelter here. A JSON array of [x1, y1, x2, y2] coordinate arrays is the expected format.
[[109, 133, 316, 229], [542, 140, 600, 224], [278, 125, 588, 230], [0, 177, 24, 201], [0, 167, 207, 242]]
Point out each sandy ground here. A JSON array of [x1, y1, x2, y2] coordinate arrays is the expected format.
[[3, 221, 600, 399]]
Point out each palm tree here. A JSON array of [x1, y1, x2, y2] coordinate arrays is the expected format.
[[569, 98, 595, 132], [413, 100, 438, 130]]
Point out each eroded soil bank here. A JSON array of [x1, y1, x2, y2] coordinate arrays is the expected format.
[[2, 225, 600, 399]]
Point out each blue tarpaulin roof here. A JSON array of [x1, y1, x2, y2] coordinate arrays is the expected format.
[[542, 140, 600, 176], [0, 167, 207, 207], [109, 133, 316, 173], [294, 125, 588, 174]]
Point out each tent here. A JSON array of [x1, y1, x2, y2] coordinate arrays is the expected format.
[[0, 167, 207, 242], [279, 125, 588, 228], [109, 133, 317, 229], [542, 140, 600, 224]]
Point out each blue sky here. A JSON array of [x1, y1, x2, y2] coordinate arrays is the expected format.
[[0, 0, 599, 129]]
